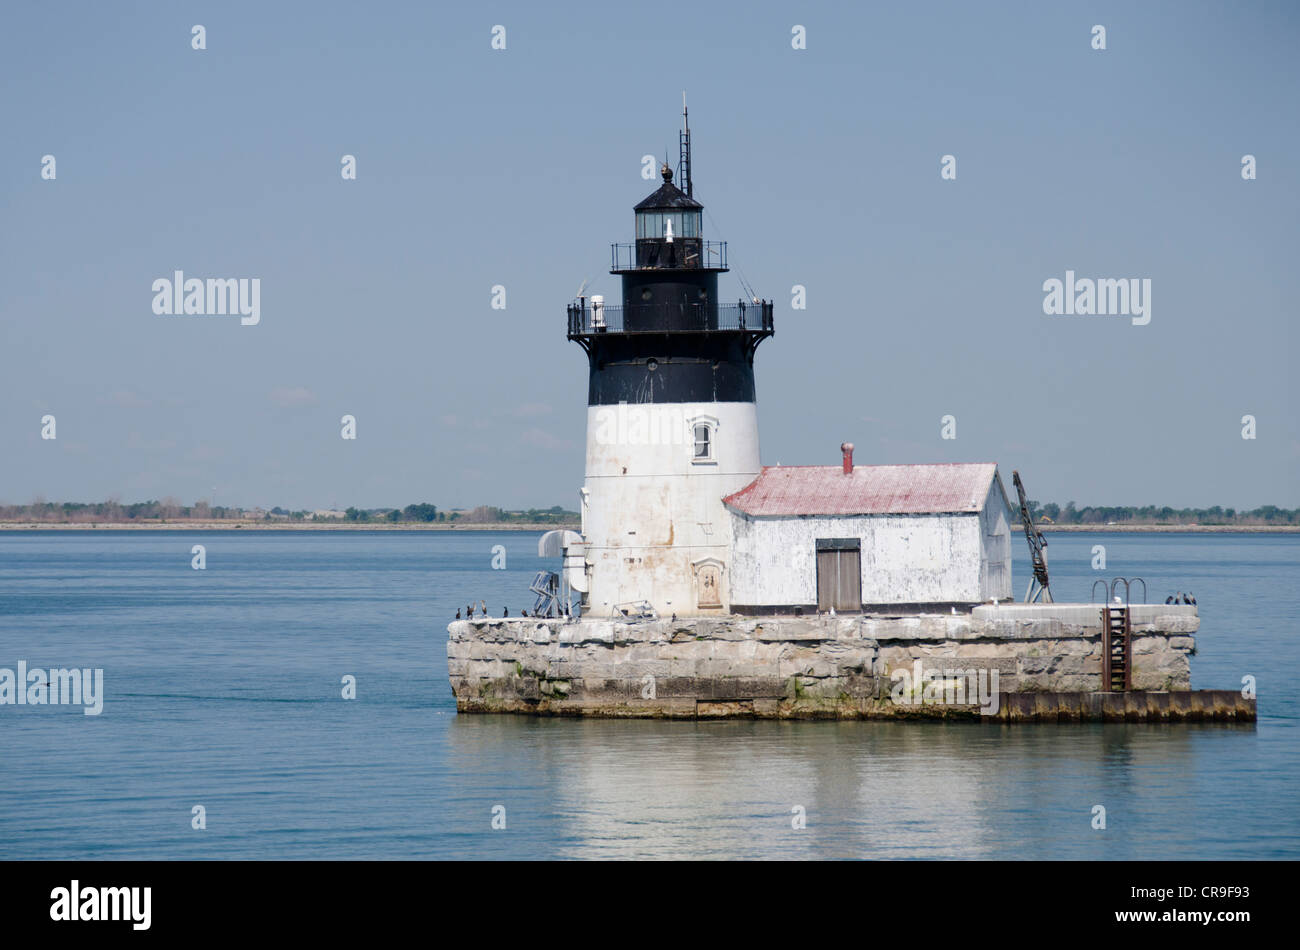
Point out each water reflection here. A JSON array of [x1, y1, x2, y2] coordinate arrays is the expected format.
[[445, 716, 1258, 859]]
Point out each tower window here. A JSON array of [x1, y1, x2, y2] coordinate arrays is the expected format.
[[687, 415, 719, 465], [693, 423, 712, 461]]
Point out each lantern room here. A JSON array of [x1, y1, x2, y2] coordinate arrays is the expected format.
[[629, 165, 707, 270]]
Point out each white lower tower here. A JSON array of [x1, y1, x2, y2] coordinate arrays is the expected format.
[[580, 401, 762, 616]]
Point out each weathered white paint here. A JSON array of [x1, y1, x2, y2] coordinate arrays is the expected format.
[[727, 477, 1013, 607], [978, 479, 1012, 599], [582, 401, 759, 616]]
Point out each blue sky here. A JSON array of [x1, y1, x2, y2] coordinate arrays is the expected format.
[[2, 0, 1296, 511]]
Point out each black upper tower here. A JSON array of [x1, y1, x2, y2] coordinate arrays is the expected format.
[[566, 108, 773, 405]]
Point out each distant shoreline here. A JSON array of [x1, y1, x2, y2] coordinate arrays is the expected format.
[[1038, 524, 1300, 534], [0, 521, 580, 532], [0, 521, 1293, 534]]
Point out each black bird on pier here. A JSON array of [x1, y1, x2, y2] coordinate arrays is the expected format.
[[456, 608, 461, 619], [1166, 595, 1175, 604], [503, 607, 509, 617]]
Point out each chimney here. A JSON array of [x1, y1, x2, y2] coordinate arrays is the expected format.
[[841, 442, 854, 475]]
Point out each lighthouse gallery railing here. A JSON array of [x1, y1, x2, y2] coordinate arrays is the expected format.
[[567, 301, 774, 337], [610, 241, 727, 272]]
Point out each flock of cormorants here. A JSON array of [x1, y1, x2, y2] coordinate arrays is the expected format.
[[456, 595, 1199, 616], [455, 600, 578, 620], [454, 600, 534, 619]]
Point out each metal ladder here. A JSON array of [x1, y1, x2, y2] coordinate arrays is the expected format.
[[1102, 603, 1132, 692]]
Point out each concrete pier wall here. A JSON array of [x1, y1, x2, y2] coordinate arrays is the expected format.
[[445, 604, 1247, 721]]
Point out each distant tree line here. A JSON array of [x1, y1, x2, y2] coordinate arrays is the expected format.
[[9, 498, 1290, 527], [0, 499, 236, 523], [1022, 502, 1300, 526], [0, 500, 579, 525], [343, 504, 576, 524]]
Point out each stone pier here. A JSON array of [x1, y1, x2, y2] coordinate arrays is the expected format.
[[445, 604, 1255, 722]]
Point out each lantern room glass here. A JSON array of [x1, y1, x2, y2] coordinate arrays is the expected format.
[[636, 211, 701, 240]]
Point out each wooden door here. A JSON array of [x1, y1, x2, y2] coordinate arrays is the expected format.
[[816, 549, 837, 610], [816, 541, 861, 611]]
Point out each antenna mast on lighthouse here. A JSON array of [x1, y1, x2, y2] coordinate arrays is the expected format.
[[678, 91, 692, 199]]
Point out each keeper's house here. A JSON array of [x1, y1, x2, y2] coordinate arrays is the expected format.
[[722, 445, 1013, 614]]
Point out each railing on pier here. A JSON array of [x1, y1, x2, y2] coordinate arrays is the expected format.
[[1091, 577, 1148, 605], [566, 300, 774, 337]]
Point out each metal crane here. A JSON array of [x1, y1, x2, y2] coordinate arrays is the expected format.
[[1012, 470, 1053, 603]]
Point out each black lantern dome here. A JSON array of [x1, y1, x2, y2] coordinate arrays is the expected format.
[[632, 164, 704, 267]]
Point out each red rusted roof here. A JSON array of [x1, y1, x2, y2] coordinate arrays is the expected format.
[[722, 463, 1001, 517]]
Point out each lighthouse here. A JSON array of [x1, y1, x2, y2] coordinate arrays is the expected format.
[[566, 108, 774, 617]]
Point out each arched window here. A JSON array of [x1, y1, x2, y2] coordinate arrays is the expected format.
[[693, 424, 711, 459], [687, 414, 718, 465]]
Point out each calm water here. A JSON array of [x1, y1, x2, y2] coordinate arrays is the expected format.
[[0, 530, 1296, 860]]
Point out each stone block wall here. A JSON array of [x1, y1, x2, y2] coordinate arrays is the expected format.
[[445, 604, 1200, 719]]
